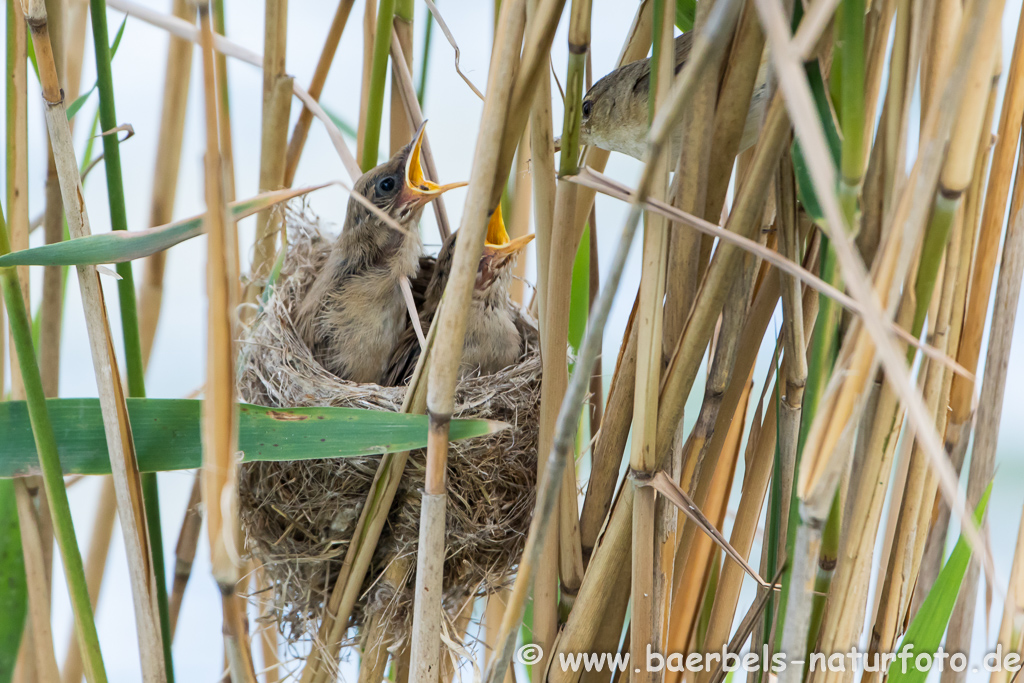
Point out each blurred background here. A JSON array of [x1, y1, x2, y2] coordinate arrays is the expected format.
[[2, 0, 1024, 679]]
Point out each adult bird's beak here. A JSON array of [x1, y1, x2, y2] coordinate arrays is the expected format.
[[400, 121, 467, 208]]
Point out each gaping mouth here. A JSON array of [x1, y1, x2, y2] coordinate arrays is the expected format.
[[478, 207, 534, 289], [399, 121, 467, 207]]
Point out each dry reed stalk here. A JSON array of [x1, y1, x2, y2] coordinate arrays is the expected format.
[[917, 63, 1000, 602], [545, 0, 591, 617], [356, 0, 376, 164], [525, 18, 561, 659], [283, 0, 355, 187], [630, 0, 673, 668], [390, 0, 413, 154], [197, 3, 251, 679], [578, 297, 636, 559], [211, 0, 235, 204], [256, 569, 279, 683], [139, 0, 195, 368], [7, 0, 29, 402], [695, 373, 783, 683], [389, 32, 455, 238], [941, 0, 1024, 578], [664, 376, 748, 683], [761, 0, 1003, 675], [411, 1, 525, 676], [483, 590, 516, 683], [248, 0, 292, 305], [574, 4, 656, 560], [168, 472, 202, 636], [868, 24, 999, 673], [664, 0, 716, 351], [21, 0, 169, 678], [991, 506, 1024, 683], [942, 183, 1024, 683], [13, 480, 60, 682], [62, 478, 117, 683], [705, 1, 765, 223], [509, 126, 533, 306], [39, 0, 65, 400]]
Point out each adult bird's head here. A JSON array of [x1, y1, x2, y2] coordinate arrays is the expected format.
[[350, 121, 467, 227]]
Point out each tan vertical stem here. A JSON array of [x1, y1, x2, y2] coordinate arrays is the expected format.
[[410, 2, 525, 680], [197, 2, 252, 679], [21, 0, 168, 677]]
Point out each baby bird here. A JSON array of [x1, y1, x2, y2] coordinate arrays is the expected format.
[[574, 32, 768, 159], [382, 207, 534, 386], [297, 123, 465, 383]]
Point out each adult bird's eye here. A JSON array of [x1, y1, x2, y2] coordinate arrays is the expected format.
[[582, 100, 592, 119], [377, 176, 397, 195]]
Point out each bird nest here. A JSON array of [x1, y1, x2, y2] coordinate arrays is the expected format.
[[236, 212, 540, 658]]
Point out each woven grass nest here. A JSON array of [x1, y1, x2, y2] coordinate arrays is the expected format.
[[237, 212, 541, 655]]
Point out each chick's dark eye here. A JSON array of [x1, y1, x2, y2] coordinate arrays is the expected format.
[[377, 176, 397, 195], [581, 100, 592, 118]]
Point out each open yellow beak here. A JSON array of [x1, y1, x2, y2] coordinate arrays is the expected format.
[[485, 205, 510, 245], [403, 121, 467, 202], [483, 233, 535, 261]]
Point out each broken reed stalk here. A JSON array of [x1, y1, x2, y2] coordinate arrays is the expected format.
[[283, 0, 355, 187], [89, 0, 174, 674], [140, 0, 194, 368], [197, 4, 253, 680], [410, 2, 524, 678], [630, 0, 672, 674], [1, 201, 106, 681], [21, 0, 170, 679]]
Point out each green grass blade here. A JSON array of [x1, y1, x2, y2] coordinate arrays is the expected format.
[[0, 184, 330, 268], [0, 399, 508, 477], [675, 0, 696, 31], [887, 482, 993, 683], [0, 480, 27, 683], [792, 61, 841, 224]]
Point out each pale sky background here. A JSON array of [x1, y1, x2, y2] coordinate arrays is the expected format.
[[2, 0, 1024, 680]]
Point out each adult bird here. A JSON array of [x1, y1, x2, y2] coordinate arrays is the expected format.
[[571, 32, 768, 160], [297, 123, 465, 384], [382, 206, 534, 386]]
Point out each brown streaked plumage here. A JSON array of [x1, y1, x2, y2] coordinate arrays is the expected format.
[[296, 124, 465, 384], [573, 32, 767, 159], [382, 208, 534, 386]]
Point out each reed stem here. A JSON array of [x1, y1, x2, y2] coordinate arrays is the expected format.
[[0, 202, 107, 682]]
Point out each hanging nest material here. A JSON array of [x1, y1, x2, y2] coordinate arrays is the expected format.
[[237, 211, 540, 656]]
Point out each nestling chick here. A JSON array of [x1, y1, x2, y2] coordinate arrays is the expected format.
[[297, 123, 465, 384], [382, 207, 534, 386], [574, 32, 768, 159]]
